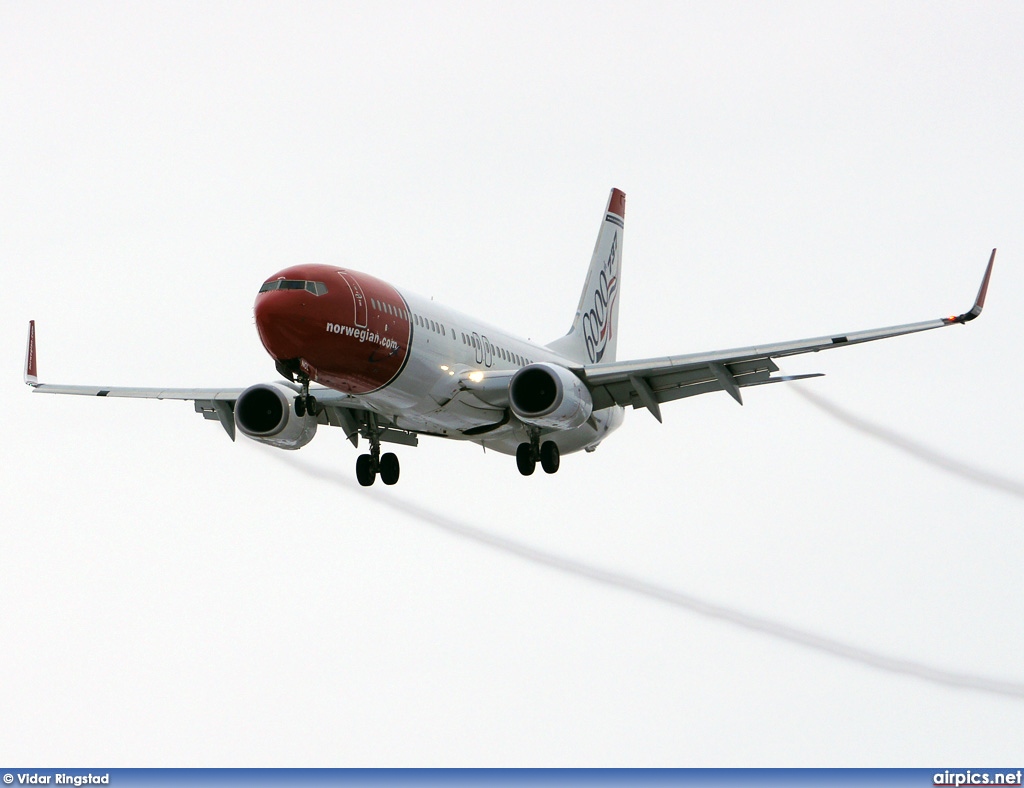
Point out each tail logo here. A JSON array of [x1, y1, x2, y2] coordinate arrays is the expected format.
[[582, 233, 618, 363]]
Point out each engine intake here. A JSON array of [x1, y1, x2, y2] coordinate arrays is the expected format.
[[509, 362, 593, 430], [234, 382, 317, 450]]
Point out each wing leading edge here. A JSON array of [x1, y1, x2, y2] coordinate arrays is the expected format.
[[582, 249, 996, 421], [23, 320, 413, 448]]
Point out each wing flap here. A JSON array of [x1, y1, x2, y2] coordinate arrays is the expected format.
[[590, 358, 777, 411]]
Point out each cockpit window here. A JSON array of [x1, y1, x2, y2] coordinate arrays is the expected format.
[[259, 280, 328, 296]]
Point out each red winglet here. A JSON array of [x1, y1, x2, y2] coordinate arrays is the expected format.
[[25, 320, 38, 385]]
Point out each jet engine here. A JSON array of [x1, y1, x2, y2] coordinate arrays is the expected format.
[[509, 363, 593, 430], [234, 382, 317, 450]]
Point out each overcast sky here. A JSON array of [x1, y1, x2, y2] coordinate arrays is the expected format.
[[2, 1, 1023, 766]]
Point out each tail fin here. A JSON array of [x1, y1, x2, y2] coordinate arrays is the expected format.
[[546, 188, 625, 365]]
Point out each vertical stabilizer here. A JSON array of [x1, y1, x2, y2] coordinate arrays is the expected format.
[[546, 188, 625, 365]]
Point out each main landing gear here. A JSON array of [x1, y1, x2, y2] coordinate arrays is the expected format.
[[290, 373, 400, 487], [516, 434, 560, 476], [355, 412, 400, 487]]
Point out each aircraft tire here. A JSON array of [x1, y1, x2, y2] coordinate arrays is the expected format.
[[516, 443, 536, 476], [380, 452, 400, 485], [356, 454, 376, 486], [540, 441, 560, 474]]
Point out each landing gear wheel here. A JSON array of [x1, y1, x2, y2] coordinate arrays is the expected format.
[[540, 441, 560, 474], [516, 443, 536, 476], [295, 374, 316, 418], [379, 452, 400, 485], [355, 454, 376, 487]]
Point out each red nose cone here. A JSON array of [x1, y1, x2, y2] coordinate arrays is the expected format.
[[254, 290, 310, 361], [254, 265, 413, 395]]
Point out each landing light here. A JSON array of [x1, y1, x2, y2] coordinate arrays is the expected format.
[[468, 370, 484, 383], [440, 365, 449, 371]]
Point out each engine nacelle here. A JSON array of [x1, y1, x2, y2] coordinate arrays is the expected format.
[[234, 382, 317, 450], [509, 362, 593, 430]]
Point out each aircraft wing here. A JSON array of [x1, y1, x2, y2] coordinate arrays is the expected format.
[[581, 249, 996, 421], [23, 321, 410, 448], [27, 383, 247, 400]]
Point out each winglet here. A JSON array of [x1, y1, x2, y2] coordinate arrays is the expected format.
[[24, 320, 38, 386], [946, 249, 996, 324]]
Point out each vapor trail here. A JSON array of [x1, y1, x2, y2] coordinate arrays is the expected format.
[[275, 453, 1024, 702], [789, 385, 1024, 501]]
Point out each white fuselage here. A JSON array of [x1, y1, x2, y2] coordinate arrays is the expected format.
[[350, 287, 624, 456]]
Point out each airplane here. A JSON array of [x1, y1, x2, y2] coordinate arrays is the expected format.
[[24, 188, 995, 486]]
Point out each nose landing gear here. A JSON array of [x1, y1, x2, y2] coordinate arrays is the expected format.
[[293, 374, 319, 419]]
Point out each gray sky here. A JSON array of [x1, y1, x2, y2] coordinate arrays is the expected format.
[[2, 1, 1023, 765]]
